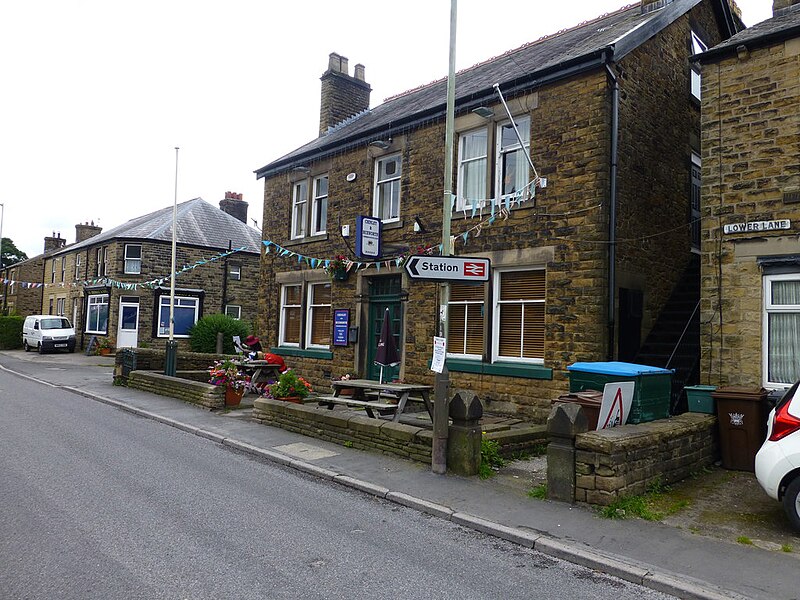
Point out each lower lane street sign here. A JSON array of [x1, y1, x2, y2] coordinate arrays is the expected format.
[[404, 255, 491, 282]]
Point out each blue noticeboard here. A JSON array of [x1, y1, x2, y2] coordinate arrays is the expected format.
[[356, 216, 382, 258], [333, 309, 349, 346]]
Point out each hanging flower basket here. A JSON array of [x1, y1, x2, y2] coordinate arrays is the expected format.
[[325, 255, 350, 281]]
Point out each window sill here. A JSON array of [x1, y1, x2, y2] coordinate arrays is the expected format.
[[446, 358, 552, 380], [284, 234, 329, 247], [381, 219, 404, 231], [271, 346, 333, 360]]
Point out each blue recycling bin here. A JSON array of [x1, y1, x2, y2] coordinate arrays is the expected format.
[[566, 362, 673, 424]]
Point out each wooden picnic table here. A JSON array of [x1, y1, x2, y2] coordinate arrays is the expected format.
[[319, 379, 433, 421], [233, 360, 283, 395]]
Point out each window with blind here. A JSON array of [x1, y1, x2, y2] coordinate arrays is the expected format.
[[764, 274, 800, 386], [306, 282, 332, 348], [279, 284, 302, 346], [493, 269, 545, 362], [448, 283, 485, 358]]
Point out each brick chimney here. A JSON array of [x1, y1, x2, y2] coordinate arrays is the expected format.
[[774, 0, 800, 16], [219, 191, 248, 224], [641, 0, 673, 13], [319, 52, 371, 136], [43, 231, 66, 253], [75, 221, 102, 243]]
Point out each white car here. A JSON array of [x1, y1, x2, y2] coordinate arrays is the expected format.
[[755, 382, 800, 530]]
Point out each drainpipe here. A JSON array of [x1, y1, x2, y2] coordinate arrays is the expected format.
[[222, 240, 231, 313], [604, 53, 619, 361]]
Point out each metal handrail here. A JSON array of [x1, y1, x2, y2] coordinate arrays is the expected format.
[[665, 299, 700, 370]]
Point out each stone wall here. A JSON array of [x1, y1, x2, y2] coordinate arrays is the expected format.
[[115, 348, 238, 379], [574, 413, 717, 506], [253, 398, 434, 462], [700, 32, 800, 387], [127, 370, 225, 410], [253, 396, 548, 463]]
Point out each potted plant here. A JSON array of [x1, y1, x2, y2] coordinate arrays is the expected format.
[[325, 254, 350, 281], [208, 359, 251, 406], [96, 337, 114, 356], [268, 370, 313, 404]]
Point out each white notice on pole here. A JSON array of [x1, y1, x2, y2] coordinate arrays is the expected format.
[[431, 337, 446, 373]]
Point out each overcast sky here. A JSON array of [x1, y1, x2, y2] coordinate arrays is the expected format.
[[0, 1, 773, 259]]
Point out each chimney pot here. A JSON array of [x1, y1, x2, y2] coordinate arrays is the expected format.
[[354, 64, 365, 81]]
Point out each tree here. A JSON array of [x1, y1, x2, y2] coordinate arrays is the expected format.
[[0, 238, 29, 269]]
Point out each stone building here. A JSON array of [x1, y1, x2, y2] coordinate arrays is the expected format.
[[698, 0, 800, 390], [14, 193, 260, 351], [1, 233, 67, 316], [255, 0, 741, 420]]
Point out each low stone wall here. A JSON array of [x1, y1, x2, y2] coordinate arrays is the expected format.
[[128, 370, 224, 410], [487, 426, 547, 458], [253, 398, 434, 462], [573, 412, 718, 506], [116, 348, 237, 374]]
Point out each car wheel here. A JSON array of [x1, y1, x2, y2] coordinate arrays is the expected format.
[[23, 340, 29, 352], [38, 343, 44, 355], [783, 476, 800, 531]]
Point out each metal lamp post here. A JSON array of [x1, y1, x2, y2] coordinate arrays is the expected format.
[[432, 0, 457, 475], [164, 147, 179, 377]]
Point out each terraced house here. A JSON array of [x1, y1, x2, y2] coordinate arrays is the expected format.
[[255, 0, 742, 420], [38, 193, 261, 351], [698, 0, 800, 390]]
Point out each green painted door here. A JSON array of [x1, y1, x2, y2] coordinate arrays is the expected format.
[[367, 275, 402, 382]]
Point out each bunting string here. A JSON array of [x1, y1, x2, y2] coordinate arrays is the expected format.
[[1, 247, 246, 290]]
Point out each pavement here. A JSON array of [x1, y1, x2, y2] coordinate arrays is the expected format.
[[1, 349, 796, 600]]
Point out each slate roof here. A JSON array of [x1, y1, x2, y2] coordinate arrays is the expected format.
[[698, 5, 800, 61], [53, 198, 262, 256], [256, 0, 738, 179]]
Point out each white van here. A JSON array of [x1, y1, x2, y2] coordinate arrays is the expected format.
[[22, 315, 77, 354]]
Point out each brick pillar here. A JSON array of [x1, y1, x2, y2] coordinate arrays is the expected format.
[[546, 403, 588, 503], [447, 390, 483, 476]]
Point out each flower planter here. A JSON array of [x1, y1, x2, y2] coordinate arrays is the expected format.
[[276, 395, 302, 404], [98, 348, 112, 356], [225, 385, 244, 407], [332, 269, 349, 281], [338, 388, 356, 397]]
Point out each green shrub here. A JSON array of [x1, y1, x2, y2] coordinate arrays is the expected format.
[[188, 314, 249, 354], [0, 315, 23, 349], [478, 436, 505, 479]]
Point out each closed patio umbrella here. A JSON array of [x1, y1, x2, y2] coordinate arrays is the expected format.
[[375, 308, 400, 384]]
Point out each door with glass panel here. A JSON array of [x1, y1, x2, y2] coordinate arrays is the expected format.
[[366, 276, 402, 381], [116, 296, 139, 348]]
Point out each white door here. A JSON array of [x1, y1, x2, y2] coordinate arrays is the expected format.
[[116, 297, 139, 348]]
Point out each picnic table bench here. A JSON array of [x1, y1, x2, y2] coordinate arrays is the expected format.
[[316, 379, 433, 421], [232, 360, 282, 395]]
